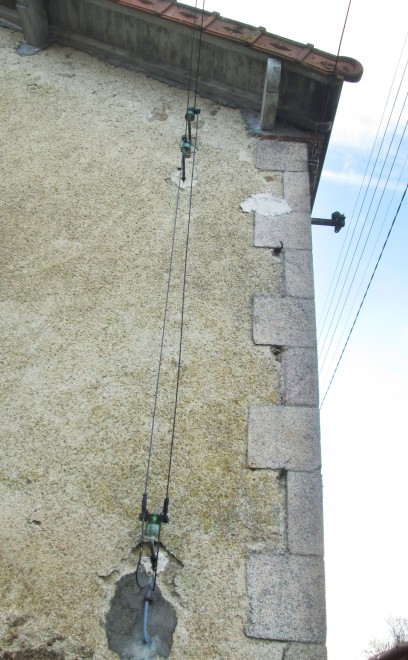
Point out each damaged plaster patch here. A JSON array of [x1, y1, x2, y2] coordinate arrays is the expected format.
[[101, 544, 182, 659], [240, 193, 291, 218], [106, 569, 177, 660]]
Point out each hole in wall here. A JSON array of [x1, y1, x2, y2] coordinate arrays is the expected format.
[[105, 567, 177, 659]]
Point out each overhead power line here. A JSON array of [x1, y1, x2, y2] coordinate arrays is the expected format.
[[320, 183, 407, 409], [322, 155, 408, 383], [317, 37, 408, 340], [318, 112, 408, 375], [317, 33, 408, 400]]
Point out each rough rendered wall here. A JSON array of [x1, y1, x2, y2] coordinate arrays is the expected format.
[[0, 25, 325, 659]]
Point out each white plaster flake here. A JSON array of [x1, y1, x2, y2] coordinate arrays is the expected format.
[[240, 193, 291, 218], [141, 550, 169, 576], [171, 170, 197, 189]]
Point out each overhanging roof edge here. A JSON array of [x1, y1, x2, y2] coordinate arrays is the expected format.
[[111, 0, 363, 83]]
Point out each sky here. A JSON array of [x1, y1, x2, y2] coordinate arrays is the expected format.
[[182, 1, 408, 658]]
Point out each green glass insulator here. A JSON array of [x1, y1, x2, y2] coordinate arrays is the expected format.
[[181, 140, 192, 158], [146, 514, 161, 538], [185, 107, 195, 123]]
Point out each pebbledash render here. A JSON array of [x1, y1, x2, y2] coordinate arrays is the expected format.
[[0, 2, 362, 658]]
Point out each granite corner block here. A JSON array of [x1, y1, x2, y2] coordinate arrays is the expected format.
[[254, 212, 312, 250], [256, 141, 308, 172], [281, 347, 319, 406], [285, 643, 327, 660], [283, 171, 311, 212], [253, 297, 316, 347], [284, 249, 314, 298], [248, 405, 321, 471], [246, 553, 326, 643], [287, 471, 324, 555]]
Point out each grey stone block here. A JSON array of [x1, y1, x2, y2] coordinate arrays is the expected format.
[[285, 643, 327, 660], [287, 471, 324, 555], [254, 212, 312, 250], [281, 347, 319, 406], [248, 405, 321, 470], [246, 553, 326, 643], [284, 249, 314, 298], [247, 643, 288, 659], [283, 172, 311, 212], [253, 297, 316, 347], [256, 141, 308, 171]]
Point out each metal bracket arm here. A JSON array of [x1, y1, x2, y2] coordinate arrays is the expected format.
[[311, 211, 345, 233]]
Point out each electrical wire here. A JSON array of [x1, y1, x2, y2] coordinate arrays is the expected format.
[[318, 113, 408, 374], [137, 0, 206, 591], [322, 155, 408, 383], [141, 0, 201, 521], [320, 183, 407, 409], [317, 51, 408, 342], [317, 32, 408, 335], [318, 80, 407, 365], [165, 3, 205, 501], [319, 0, 352, 127]]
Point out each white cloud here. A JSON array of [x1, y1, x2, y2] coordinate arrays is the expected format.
[[321, 168, 407, 193]]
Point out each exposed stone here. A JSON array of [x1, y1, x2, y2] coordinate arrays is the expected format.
[[242, 641, 289, 659], [287, 471, 324, 555], [254, 212, 312, 250], [256, 141, 308, 171], [248, 405, 321, 470], [285, 642, 327, 659], [284, 249, 314, 298], [281, 347, 319, 406], [246, 553, 326, 643], [253, 297, 316, 347], [283, 171, 311, 211]]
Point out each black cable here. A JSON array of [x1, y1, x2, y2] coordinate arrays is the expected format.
[[322, 154, 408, 381], [318, 53, 408, 342], [319, 113, 408, 373], [140, 0, 201, 521], [186, 0, 199, 110], [317, 33, 408, 333], [137, 0, 206, 591], [319, 0, 352, 127], [165, 1, 206, 502], [141, 166, 183, 507], [318, 93, 408, 366], [320, 183, 407, 408]]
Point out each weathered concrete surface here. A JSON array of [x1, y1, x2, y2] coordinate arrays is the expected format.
[[0, 27, 286, 658]]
